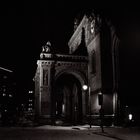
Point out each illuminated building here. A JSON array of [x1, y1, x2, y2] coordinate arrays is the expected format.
[[34, 11, 120, 126]]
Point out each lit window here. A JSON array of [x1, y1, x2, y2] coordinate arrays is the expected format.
[[3, 93, 6, 96], [29, 91, 33, 94], [9, 94, 12, 97], [28, 108, 32, 111]]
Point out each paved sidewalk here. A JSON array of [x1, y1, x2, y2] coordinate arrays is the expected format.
[[35, 125, 140, 140], [0, 124, 140, 140], [98, 127, 140, 140]]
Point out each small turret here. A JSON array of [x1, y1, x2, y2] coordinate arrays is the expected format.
[[40, 41, 54, 59], [42, 41, 51, 53]]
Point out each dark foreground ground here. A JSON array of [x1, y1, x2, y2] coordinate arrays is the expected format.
[[0, 125, 140, 140]]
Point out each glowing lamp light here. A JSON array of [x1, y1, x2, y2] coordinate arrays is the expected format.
[[82, 85, 88, 91], [98, 92, 102, 95], [128, 114, 133, 120]]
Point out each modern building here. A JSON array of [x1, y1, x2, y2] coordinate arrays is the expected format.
[[34, 12, 120, 126], [0, 67, 16, 125]]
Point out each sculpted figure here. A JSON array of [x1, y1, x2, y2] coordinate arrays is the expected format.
[[42, 41, 51, 53]]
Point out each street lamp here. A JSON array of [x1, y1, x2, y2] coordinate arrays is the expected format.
[[98, 92, 104, 133], [82, 85, 88, 91], [82, 85, 91, 128]]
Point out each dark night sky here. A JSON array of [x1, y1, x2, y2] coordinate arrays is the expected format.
[[1, 2, 140, 104]]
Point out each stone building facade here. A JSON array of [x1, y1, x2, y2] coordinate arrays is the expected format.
[[34, 12, 120, 126]]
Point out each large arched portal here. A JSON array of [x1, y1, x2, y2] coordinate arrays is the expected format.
[[54, 73, 84, 125]]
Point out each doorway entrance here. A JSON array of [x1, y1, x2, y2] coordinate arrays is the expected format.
[[54, 74, 83, 125]]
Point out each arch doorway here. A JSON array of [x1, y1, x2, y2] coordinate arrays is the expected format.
[[54, 74, 83, 125]]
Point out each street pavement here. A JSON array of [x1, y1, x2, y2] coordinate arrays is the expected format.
[[0, 125, 140, 140]]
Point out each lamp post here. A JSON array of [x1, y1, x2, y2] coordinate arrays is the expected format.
[[82, 85, 91, 128], [98, 92, 104, 133]]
